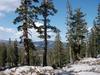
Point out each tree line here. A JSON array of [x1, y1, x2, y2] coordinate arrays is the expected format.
[[0, 39, 41, 69]]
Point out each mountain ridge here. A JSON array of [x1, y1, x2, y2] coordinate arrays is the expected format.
[[0, 40, 66, 49]]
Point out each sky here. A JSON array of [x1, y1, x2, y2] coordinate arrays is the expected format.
[[0, 0, 99, 42]]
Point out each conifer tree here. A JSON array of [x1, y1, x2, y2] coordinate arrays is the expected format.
[[66, 0, 73, 63], [19, 48, 25, 65], [7, 39, 15, 67], [29, 39, 38, 65], [69, 8, 88, 61], [2, 43, 7, 67], [53, 32, 66, 67], [13, 0, 39, 65], [89, 28, 97, 57], [0, 43, 7, 67], [36, 0, 58, 66], [13, 40, 19, 66], [92, 3, 100, 56], [0, 44, 2, 66]]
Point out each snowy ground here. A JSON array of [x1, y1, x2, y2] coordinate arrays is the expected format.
[[0, 66, 55, 75], [63, 58, 100, 75], [0, 58, 100, 75]]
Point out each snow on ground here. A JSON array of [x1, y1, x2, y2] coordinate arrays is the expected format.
[[78, 58, 100, 65], [78, 72, 100, 75], [63, 64, 96, 72], [63, 57, 100, 75], [0, 66, 54, 75], [0, 57, 100, 75]]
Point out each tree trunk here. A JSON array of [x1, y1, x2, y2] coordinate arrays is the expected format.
[[23, 28, 30, 65], [23, 0, 30, 65], [69, 45, 73, 63], [43, 0, 48, 66]]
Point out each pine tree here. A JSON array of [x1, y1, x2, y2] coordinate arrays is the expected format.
[[36, 0, 58, 66], [89, 28, 97, 57], [0, 44, 2, 66], [53, 32, 66, 68], [93, 3, 100, 56], [13, 40, 19, 66], [7, 39, 15, 67], [69, 8, 88, 61], [0, 43, 7, 67], [19, 48, 25, 65], [28, 39, 39, 66], [13, 0, 39, 65], [2, 43, 7, 67], [66, 0, 73, 63]]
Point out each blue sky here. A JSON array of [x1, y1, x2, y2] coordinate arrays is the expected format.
[[0, 0, 99, 42]]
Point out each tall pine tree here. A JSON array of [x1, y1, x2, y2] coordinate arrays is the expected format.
[[36, 0, 58, 66], [93, 3, 100, 55], [13, 0, 39, 65], [66, 0, 73, 63], [69, 8, 88, 61]]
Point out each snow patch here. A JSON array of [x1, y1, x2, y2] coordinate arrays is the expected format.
[[0, 58, 100, 75], [63, 57, 100, 75], [2, 66, 54, 75], [78, 72, 100, 75]]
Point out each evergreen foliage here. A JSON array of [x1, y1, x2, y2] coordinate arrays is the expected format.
[[0, 0, 100, 69], [53, 32, 66, 68], [0, 43, 7, 67], [89, 3, 100, 57], [13, 40, 19, 66], [35, 0, 58, 66], [66, 8, 88, 61], [13, 0, 39, 65]]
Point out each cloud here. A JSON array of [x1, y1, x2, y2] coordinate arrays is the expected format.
[[12, 22, 43, 39], [0, 26, 16, 40], [11, 28, 41, 41], [0, 0, 56, 41], [0, 13, 5, 18], [0, 22, 56, 41], [12, 22, 55, 41], [0, 25, 39, 41], [0, 26, 15, 33], [88, 26, 92, 32], [0, 0, 20, 17]]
